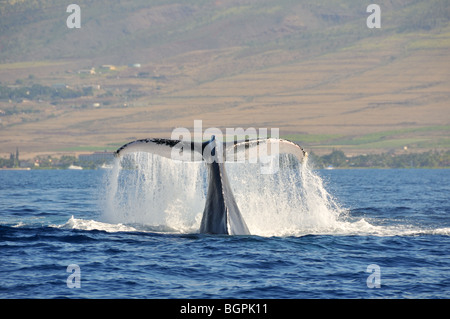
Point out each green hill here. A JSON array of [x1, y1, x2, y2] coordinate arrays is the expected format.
[[1, 0, 448, 64], [0, 0, 449, 159]]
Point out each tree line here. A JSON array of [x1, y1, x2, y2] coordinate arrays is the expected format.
[[308, 149, 450, 169], [0, 83, 93, 101], [1, 149, 450, 170]]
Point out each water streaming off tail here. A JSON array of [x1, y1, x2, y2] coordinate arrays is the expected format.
[[226, 156, 344, 236], [102, 153, 206, 233], [101, 152, 346, 236]]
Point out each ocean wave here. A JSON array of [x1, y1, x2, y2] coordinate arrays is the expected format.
[[50, 215, 450, 238], [54, 216, 138, 233]]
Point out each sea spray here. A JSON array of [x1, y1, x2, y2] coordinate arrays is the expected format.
[[226, 155, 345, 236], [101, 152, 345, 236], [101, 152, 206, 232]]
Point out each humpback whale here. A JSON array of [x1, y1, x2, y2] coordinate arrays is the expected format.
[[114, 136, 306, 235]]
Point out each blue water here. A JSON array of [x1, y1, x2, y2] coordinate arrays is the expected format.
[[0, 168, 449, 298]]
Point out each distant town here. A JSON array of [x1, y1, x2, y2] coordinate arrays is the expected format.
[[1, 148, 449, 170], [0, 149, 115, 170]]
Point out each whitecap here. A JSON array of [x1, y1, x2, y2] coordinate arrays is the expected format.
[[55, 216, 137, 233]]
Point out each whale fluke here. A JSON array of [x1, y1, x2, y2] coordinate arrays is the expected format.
[[115, 138, 202, 161], [114, 136, 306, 235]]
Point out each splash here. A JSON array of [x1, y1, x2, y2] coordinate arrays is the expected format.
[[102, 153, 206, 233], [101, 152, 348, 236], [93, 153, 450, 237], [225, 157, 345, 236]]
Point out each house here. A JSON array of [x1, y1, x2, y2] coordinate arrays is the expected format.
[[101, 65, 116, 71], [78, 68, 96, 75]]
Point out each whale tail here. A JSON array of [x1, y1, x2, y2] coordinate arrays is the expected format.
[[115, 136, 307, 163], [115, 136, 306, 235]]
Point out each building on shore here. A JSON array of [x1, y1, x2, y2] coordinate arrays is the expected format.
[[78, 151, 115, 165]]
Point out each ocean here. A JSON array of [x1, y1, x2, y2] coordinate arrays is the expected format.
[[0, 156, 449, 300]]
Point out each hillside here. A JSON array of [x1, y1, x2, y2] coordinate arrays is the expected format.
[[0, 0, 449, 159]]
